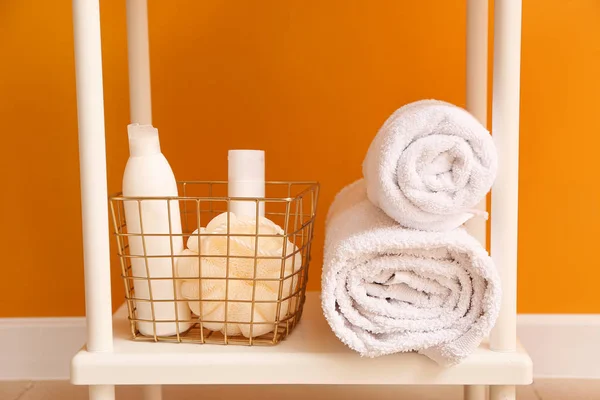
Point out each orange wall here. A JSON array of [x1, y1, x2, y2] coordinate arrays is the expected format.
[[0, 1, 598, 317]]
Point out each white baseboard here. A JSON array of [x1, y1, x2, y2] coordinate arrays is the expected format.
[[0, 314, 598, 381], [517, 314, 600, 379], [0, 317, 86, 381]]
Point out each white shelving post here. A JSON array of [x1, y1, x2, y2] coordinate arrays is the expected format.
[[464, 0, 489, 249], [489, 0, 523, 399], [464, 1, 489, 399], [126, 1, 159, 399], [72, 0, 115, 399], [127, 0, 153, 125]]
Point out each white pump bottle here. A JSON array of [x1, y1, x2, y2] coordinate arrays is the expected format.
[[123, 124, 191, 336]]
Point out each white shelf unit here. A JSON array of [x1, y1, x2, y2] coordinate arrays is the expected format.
[[72, 293, 532, 386], [70, 1, 532, 399]]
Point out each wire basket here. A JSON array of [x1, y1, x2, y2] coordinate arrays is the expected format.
[[109, 181, 319, 345]]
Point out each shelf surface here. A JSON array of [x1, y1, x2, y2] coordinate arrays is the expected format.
[[71, 292, 532, 385]]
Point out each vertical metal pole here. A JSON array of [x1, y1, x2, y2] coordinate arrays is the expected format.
[[73, 0, 116, 397], [72, 0, 114, 354], [142, 385, 163, 400], [89, 385, 116, 400], [126, 0, 153, 124], [127, 3, 158, 395], [465, 0, 489, 247], [490, 385, 516, 400], [489, 0, 522, 353], [465, 385, 488, 400]]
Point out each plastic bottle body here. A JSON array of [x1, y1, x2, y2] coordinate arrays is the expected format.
[[123, 125, 191, 336]]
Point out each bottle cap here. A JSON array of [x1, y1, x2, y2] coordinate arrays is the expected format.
[[228, 150, 265, 218], [128, 123, 161, 157]]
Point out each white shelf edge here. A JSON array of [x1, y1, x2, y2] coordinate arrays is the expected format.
[[71, 293, 532, 386]]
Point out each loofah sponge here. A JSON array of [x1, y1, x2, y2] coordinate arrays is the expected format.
[[176, 212, 302, 338]]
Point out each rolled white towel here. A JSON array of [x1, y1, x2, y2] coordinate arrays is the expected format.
[[363, 100, 497, 231], [322, 180, 501, 365]]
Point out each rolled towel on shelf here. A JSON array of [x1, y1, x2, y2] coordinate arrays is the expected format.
[[363, 100, 497, 231], [322, 180, 501, 365]]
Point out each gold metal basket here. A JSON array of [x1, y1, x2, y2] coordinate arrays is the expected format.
[[109, 181, 319, 346]]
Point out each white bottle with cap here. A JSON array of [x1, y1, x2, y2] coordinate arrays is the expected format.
[[123, 123, 191, 336], [228, 150, 265, 218]]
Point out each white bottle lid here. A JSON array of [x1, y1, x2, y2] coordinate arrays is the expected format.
[[128, 123, 161, 157], [228, 150, 265, 218]]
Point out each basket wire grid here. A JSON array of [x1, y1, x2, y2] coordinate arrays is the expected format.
[[109, 181, 319, 346]]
